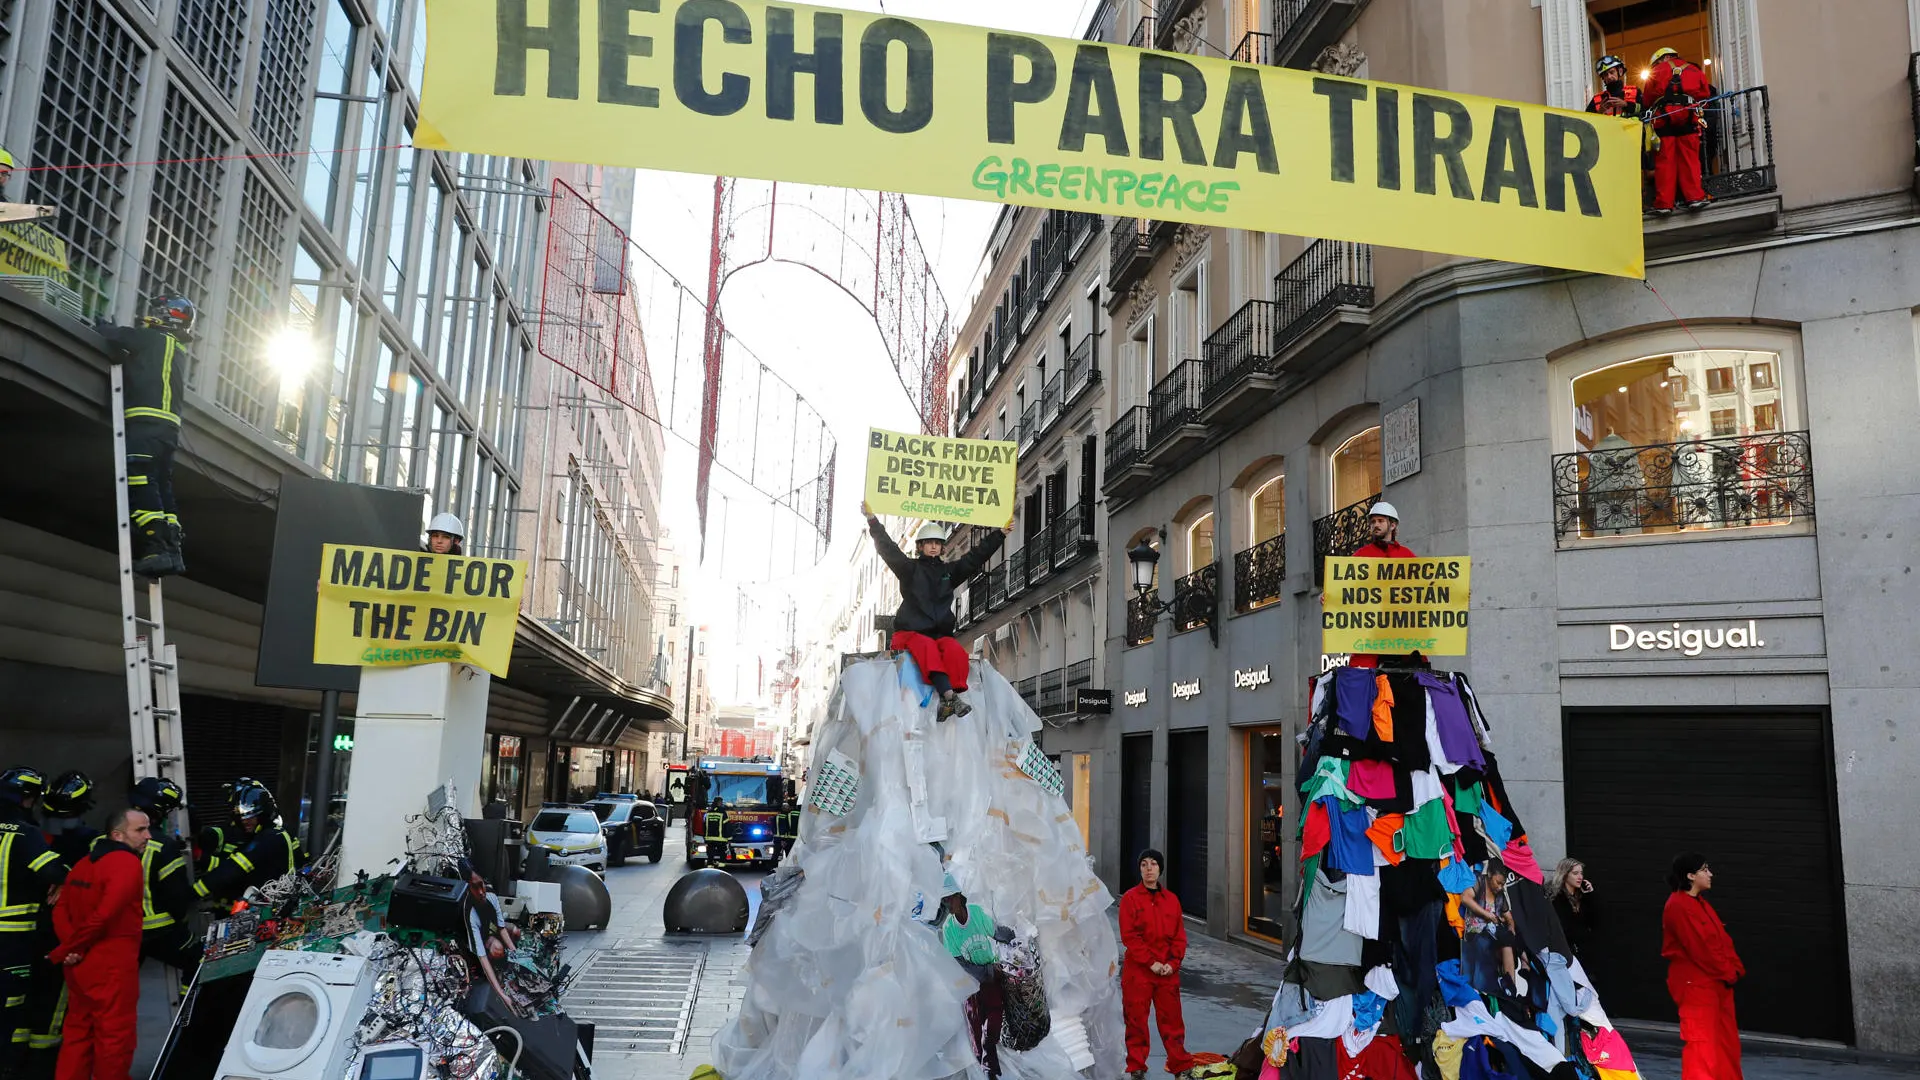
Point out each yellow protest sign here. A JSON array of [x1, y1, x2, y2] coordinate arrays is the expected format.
[[314, 544, 527, 678], [416, 0, 1644, 277], [865, 426, 1017, 526], [0, 221, 70, 282], [1321, 556, 1471, 656]]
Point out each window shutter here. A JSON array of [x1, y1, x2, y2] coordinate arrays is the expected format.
[[1712, 0, 1764, 92], [1046, 468, 1067, 524], [1080, 436, 1098, 519], [1538, 0, 1591, 111]]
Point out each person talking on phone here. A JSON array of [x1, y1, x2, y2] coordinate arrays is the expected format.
[[1548, 857, 1598, 958]]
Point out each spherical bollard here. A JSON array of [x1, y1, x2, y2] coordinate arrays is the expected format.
[[556, 864, 612, 931], [663, 868, 750, 934]]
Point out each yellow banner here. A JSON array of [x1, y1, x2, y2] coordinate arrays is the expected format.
[[865, 426, 1016, 526], [314, 544, 528, 678], [416, 0, 1644, 278], [1321, 556, 1471, 656], [0, 222, 71, 281]]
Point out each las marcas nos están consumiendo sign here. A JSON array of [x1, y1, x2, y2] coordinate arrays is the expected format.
[[416, 0, 1644, 277]]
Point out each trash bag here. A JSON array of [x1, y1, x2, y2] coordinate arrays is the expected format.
[[998, 936, 1050, 1052], [711, 656, 1124, 1080]]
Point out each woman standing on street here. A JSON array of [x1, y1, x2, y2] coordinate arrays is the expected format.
[[1662, 853, 1745, 1080], [1548, 857, 1598, 957]]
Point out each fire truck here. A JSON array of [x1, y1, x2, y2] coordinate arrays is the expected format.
[[686, 757, 789, 869]]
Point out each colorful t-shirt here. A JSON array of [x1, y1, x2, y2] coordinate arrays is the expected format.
[[943, 903, 998, 965]]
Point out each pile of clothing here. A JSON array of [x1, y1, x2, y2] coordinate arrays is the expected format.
[[1256, 667, 1640, 1080]]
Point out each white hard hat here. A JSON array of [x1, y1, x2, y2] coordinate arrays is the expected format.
[[913, 523, 948, 544], [1368, 501, 1400, 522], [427, 512, 465, 538]]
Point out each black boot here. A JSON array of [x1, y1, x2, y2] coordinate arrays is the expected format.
[[166, 520, 187, 576], [132, 525, 173, 577]]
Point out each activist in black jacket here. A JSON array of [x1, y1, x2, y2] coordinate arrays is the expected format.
[[868, 515, 1006, 637]]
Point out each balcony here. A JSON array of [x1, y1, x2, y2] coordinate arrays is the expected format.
[[1647, 86, 1781, 245], [1550, 431, 1813, 547], [1146, 359, 1209, 463], [1068, 211, 1100, 261], [1015, 675, 1040, 713], [1173, 563, 1218, 633], [1911, 55, 1920, 194], [1109, 216, 1154, 292], [1200, 298, 1280, 424], [1104, 405, 1154, 499], [1041, 370, 1063, 433], [1128, 16, 1155, 50], [1065, 658, 1095, 708], [1038, 667, 1067, 716], [1273, 0, 1367, 69], [1049, 506, 1098, 571], [1231, 32, 1272, 65], [986, 562, 1009, 610], [1273, 239, 1373, 372], [1026, 526, 1055, 588], [1311, 492, 1380, 587], [1234, 531, 1286, 612], [966, 573, 988, 626], [1018, 400, 1040, 452], [1064, 332, 1099, 408], [1126, 593, 1157, 646], [1016, 276, 1039, 336], [1006, 546, 1030, 600]]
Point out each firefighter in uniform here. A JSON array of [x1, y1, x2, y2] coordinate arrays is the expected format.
[[36, 775, 95, 868], [107, 779, 199, 992], [0, 768, 65, 1080], [192, 784, 305, 907], [702, 799, 730, 867], [18, 773, 96, 1068], [775, 799, 799, 859], [95, 292, 195, 578], [1587, 55, 1644, 119]]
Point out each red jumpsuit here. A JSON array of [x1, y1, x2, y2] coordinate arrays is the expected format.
[[1644, 58, 1711, 210], [48, 841, 144, 1080], [1346, 540, 1417, 669], [1119, 882, 1193, 1075], [1662, 892, 1745, 1080]]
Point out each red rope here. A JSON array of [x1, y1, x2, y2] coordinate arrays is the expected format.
[[7, 141, 416, 175], [1640, 278, 1707, 351]]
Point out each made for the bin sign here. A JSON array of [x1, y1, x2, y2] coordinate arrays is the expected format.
[[1321, 555, 1472, 656], [313, 544, 528, 678], [416, 0, 1644, 276], [864, 427, 1018, 527]]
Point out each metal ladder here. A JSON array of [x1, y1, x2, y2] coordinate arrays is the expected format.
[[110, 364, 189, 838]]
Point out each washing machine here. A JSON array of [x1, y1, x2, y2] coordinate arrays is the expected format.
[[215, 951, 377, 1080]]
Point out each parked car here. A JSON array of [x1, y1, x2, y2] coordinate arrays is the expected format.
[[587, 793, 665, 866], [526, 805, 608, 874]]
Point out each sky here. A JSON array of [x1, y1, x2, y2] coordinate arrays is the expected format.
[[623, 0, 1105, 709]]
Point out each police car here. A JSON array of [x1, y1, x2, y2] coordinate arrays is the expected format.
[[526, 805, 608, 874], [585, 793, 665, 866]]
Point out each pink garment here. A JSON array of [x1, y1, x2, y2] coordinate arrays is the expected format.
[[1439, 785, 1466, 863], [1500, 840, 1545, 885], [1582, 1027, 1639, 1072], [1347, 760, 1398, 799]]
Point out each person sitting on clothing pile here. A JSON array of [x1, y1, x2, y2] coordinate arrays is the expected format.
[[863, 502, 1011, 719]]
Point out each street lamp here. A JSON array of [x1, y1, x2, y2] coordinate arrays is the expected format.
[[1126, 534, 1162, 597], [1122, 526, 1219, 646]]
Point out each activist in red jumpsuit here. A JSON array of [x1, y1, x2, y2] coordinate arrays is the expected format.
[[1343, 501, 1417, 669], [1662, 853, 1745, 1080], [863, 501, 1009, 720], [49, 808, 150, 1080], [1643, 46, 1713, 213], [1119, 849, 1194, 1079]]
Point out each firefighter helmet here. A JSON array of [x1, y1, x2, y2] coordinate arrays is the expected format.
[[42, 771, 95, 816], [1595, 55, 1625, 77], [231, 782, 277, 823], [131, 776, 187, 817], [1650, 46, 1681, 65], [0, 766, 47, 807], [141, 290, 197, 337]]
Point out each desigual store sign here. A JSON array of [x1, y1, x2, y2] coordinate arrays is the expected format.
[[1233, 665, 1272, 690], [1609, 620, 1767, 656]]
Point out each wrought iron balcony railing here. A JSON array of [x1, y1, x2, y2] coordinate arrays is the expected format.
[[1050, 506, 1098, 570], [1910, 55, 1920, 194], [1006, 546, 1030, 598], [1064, 332, 1098, 407], [968, 572, 990, 619], [1234, 531, 1286, 612], [1202, 298, 1280, 406], [1173, 563, 1219, 632], [1026, 526, 1055, 587], [1015, 675, 1040, 712], [1274, 240, 1373, 354], [1041, 370, 1063, 431], [1147, 359, 1208, 447], [986, 562, 1008, 609], [1110, 216, 1153, 289], [1550, 431, 1813, 545], [1038, 667, 1067, 715], [1069, 210, 1100, 259], [1065, 658, 1095, 699], [1699, 85, 1777, 202], [1312, 492, 1380, 587], [1019, 400, 1041, 451], [1104, 405, 1150, 481], [1126, 592, 1158, 646], [1128, 15, 1155, 50], [1231, 31, 1271, 65]]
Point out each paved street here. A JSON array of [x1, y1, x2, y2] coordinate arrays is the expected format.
[[123, 827, 1917, 1080]]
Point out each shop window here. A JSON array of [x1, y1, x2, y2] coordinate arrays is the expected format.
[[1246, 729, 1289, 943], [1187, 512, 1215, 571], [1556, 340, 1809, 540], [488, 734, 523, 810], [1329, 426, 1382, 511]]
